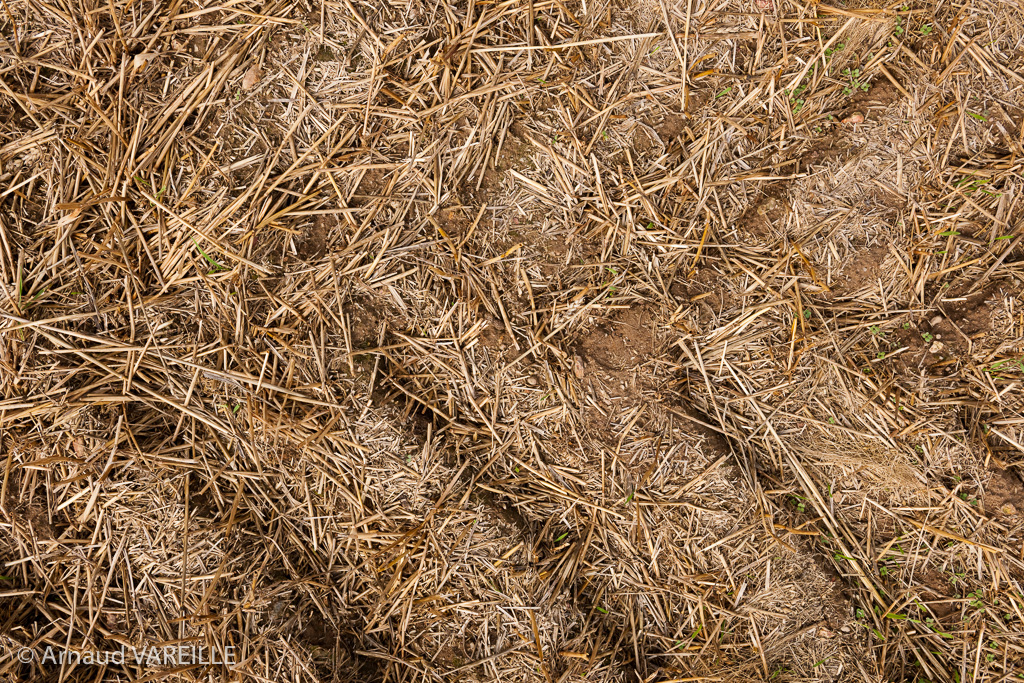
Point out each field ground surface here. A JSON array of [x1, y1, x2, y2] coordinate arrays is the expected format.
[[2, 0, 1024, 681]]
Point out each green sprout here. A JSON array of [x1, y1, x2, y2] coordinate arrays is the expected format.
[[135, 176, 168, 205], [955, 176, 999, 195], [986, 358, 1024, 376], [842, 68, 870, 95], [824, 42, 845, 57], [788, 84, 807, 113], [192, 237, 226, 272]]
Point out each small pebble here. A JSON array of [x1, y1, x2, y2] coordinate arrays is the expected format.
[[133, 52, 158, 70], [1002, 503, 1017, 516], [929, 341, 944, 354], [842, 113, 865, 124], [526, 375, 539, 387], [930, 315, 944, 327], [242, 64, 261, 90]]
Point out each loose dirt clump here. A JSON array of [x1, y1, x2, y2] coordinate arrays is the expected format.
[[655, 113, 687, 143], [838, 79, 902, 124], [577, 306, 657, 373], [473, 316, 508, 353], [737, 190, 790, 241], [346, 295, 385, 349], [836, 243, 889, 295], [575, 306, 659, 422], [295, 215, 334, 261], [984, 468, 1024, 517]]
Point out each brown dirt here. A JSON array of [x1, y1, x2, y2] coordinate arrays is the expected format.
[[482, 129, 532, 189], [656, 113, 686, 143], [299, 611, 337, 649], [890, 322, 930, 371], [474, 316, 508, 353], [353, 167, 388, 201], [983, 468, 1024, 516], [835, 243, 888, 295], [736, 187, 790, 241], [296, 215, 333, 260], [800, 136, 853, 169], [942, 285, 1002, 336], [436, 204, 472, 244], [673, 268, 739, 308], [8, 502, 60, 541], [347, 295, 384, 349], [513, 222, 570, 276], [577, 305, 657, 376], [838, 79, 902, 123], [575, 305, 660, 441], [632, 126, 655, 154], [919, 569, 955, 618]]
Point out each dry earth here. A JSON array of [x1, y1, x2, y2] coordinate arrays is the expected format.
[[2, 0, 1024, 682]]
